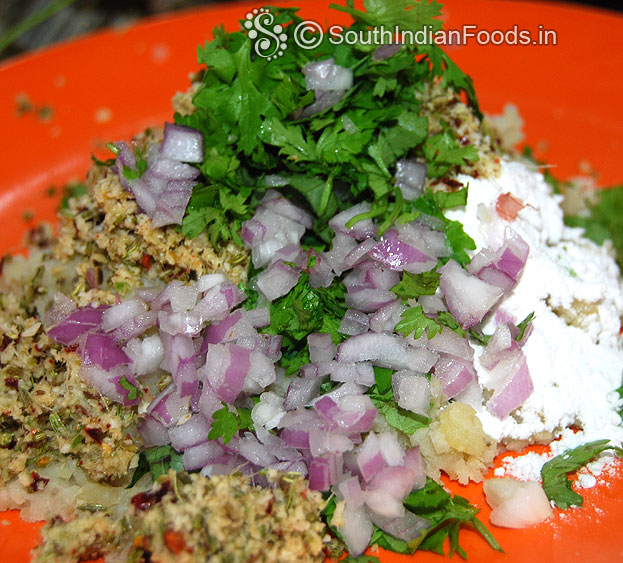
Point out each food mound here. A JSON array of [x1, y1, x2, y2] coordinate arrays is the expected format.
[[1, 2, 622, 561]]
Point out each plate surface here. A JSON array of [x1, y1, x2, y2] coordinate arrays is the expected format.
[[1, 1, 622, 561]]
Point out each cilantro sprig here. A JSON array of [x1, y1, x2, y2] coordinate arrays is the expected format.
[[541, 439, 623, 509]]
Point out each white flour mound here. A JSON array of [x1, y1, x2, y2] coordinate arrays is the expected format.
[[446, 159, 623, 478]]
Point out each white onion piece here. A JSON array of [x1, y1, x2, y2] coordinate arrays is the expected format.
[[483, 478, 553, 528], [124, 334, 165, 376], [486, 350, 534, 419], [337, 504, 373, 557], [392, 370, 431, 415], [345, 289, 396, 313], [337, 332, 438, 371], [251, 391, 285, 430], [169, 283, 199, 313], [168, 413, 211, 451], [394, 159, 426, 201], [138, 415, 170, 447], [303, 58, 353, 91], [45, 292, 76, 328], [101, 298, 148, 332], [339, 309, 369, 336], [183, 440, 225, 471], [438, 259, 504, 329], [308, 333, 336, 363], [160, 122, 204, 163], [369, 511, 431, 543], [329, 202, 376, 239], [433, 355, 477, 399], [197, 273, 228, 293]]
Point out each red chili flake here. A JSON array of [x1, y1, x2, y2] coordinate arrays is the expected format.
[[141, 254, 153, 271], [28, 471, 50, 493], [164, 530, 191, 554], [131, 481, 171, 511], [496, 192, 525, 222], [84, 427, 104, 444], [4, 377, 18, 390], [442, 178, 464, 192]]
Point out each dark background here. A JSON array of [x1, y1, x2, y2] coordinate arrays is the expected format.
[[0, 0, 621, 62]]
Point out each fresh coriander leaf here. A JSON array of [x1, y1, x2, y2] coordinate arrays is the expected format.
[[370, 397, 430, 434], [119, 375, 142, 401], [144, 445, 183, 481], [514, 311, 534, 341], [423, 129, 479, 179], [341, 555, 381, 563], [564, 184, 623, 270], [265, 273, 346, 349], [373, 366, 394, 395], [331, 0, 443, 35], [468, 327, 491, 346], [391, 271, 440, 300], [541, 439, 623, 509], [404, 479, 502, 557], [208, 405, 240, 444], [436, 311, 465, 337], [395, 305, 442, 340], [127, 450, 150, 488]]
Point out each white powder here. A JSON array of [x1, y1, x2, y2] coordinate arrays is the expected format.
[[446, 159, 623, 478]]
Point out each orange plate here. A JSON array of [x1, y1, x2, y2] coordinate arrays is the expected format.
[[1, 1, 622, 561]]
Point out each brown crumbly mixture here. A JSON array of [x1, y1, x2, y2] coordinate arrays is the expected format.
[[55, 158, 248, 296], [0, 255, 139, 488], [417, 82, 502, 186], [33, 471, 328, 563]]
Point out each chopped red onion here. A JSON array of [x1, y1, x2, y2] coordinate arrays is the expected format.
[[345, 288, 396, 313], [486, 350, 534, 419], [369, 300, 407, 333], [183, 440, 225, 471], [394, 159, 426, 200], [204, 343, 250, 403], [308, 333, 336, 364], [338, 475, 365, 509], [329, 203, 377, 239], [438, 259, 504, 329], [101, 298, 148, 333], [303, 58, 353, 91], [308, 453, 343, 491], [160, 122, 204, 163], [339, 309, 369, 336], [337, 504, 373, 557], [284, 375, 324, 411], [138, 415, 170, 447], [169, 413, 211, 451], [432, 355, 476, 399], [337, 332, 438, 371], [370, 238, 436, 273], [256, 259, 301, 301], [82, 332, 131, 371], [357, 432, 387, 482], [47, 305, 108, 345]]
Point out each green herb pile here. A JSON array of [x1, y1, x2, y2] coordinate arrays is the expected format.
[[175, 0, 480, 248]]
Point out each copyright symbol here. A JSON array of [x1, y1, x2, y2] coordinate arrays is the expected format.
[[293, 20, 323, 50]]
